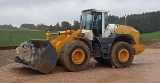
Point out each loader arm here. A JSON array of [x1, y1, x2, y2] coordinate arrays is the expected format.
[[46, 29, 82, 56]]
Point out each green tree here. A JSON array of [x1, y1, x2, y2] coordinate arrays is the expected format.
[[36, 23, 49, 31], [0, 24, 16, 29], [20, 24, 36, 29], [54, 22, 61, 31], [61, 21, 71, 30], [72, 20, 80, 30]]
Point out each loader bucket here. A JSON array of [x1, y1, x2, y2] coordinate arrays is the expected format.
[[15, 39, 58, 74]]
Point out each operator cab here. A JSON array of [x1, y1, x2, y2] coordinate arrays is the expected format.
[[80, 9, 109, 39]]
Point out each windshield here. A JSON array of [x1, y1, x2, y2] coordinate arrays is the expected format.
[[80, 11, 93, 30]]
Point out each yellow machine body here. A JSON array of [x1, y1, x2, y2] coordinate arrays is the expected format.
[[116, 25, 145, 55]]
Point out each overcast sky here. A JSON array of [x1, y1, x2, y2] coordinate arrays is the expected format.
[[0, 0, 159, 26]]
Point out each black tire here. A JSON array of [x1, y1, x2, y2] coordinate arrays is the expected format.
[[110, 41, 134, 68], [59, 40, 90, 71], [94, 57, 111, 66]]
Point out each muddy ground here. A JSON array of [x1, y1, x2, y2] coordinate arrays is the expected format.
[[0, 40, 160, 83]]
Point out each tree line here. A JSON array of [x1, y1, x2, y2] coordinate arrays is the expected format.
[[19, 20, 80, 31], [108, 11, 160, 33], [0, 24, 17, 29], [0, 11, 160, 33], [0, 20, 80, 31]]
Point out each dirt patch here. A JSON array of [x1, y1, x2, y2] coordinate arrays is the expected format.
[[0, 50, 15, 67], [0, 40, 160, 82], [143, 39, 160, 49], [0, 49, 160, 83]]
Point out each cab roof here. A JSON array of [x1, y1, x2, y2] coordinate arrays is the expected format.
[[82, 9, 109, 13]]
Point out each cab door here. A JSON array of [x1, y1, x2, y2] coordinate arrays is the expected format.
[[92, 12, 102, 37]]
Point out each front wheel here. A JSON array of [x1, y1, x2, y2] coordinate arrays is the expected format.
[[110, 41, 134, 68], [59, 40, 90, 71]]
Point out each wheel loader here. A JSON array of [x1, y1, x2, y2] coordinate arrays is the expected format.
[[15, 9, 145, 74]]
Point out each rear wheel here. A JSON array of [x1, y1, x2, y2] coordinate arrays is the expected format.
[[110, 41, 134, 68], [59, 40, 90, 71]]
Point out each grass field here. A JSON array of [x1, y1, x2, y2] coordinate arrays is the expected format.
[[141, 31, 160, 41], [0, 27, 35, 31], [0, 27, 160, 46], [0, 28, 57, 47]]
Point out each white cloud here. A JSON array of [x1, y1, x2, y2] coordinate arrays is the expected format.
[[0, 0, 159, 26]]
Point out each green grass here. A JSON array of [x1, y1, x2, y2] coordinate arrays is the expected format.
[[0, 31, 46, 46], [0, 28, 57, 47], [141, 31, 160, 41], [0, 27, 35, 31], [1, 27, 160, 46]]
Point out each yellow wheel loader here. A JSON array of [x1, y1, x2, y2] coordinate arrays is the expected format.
[[15, 9, 145, 74]]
